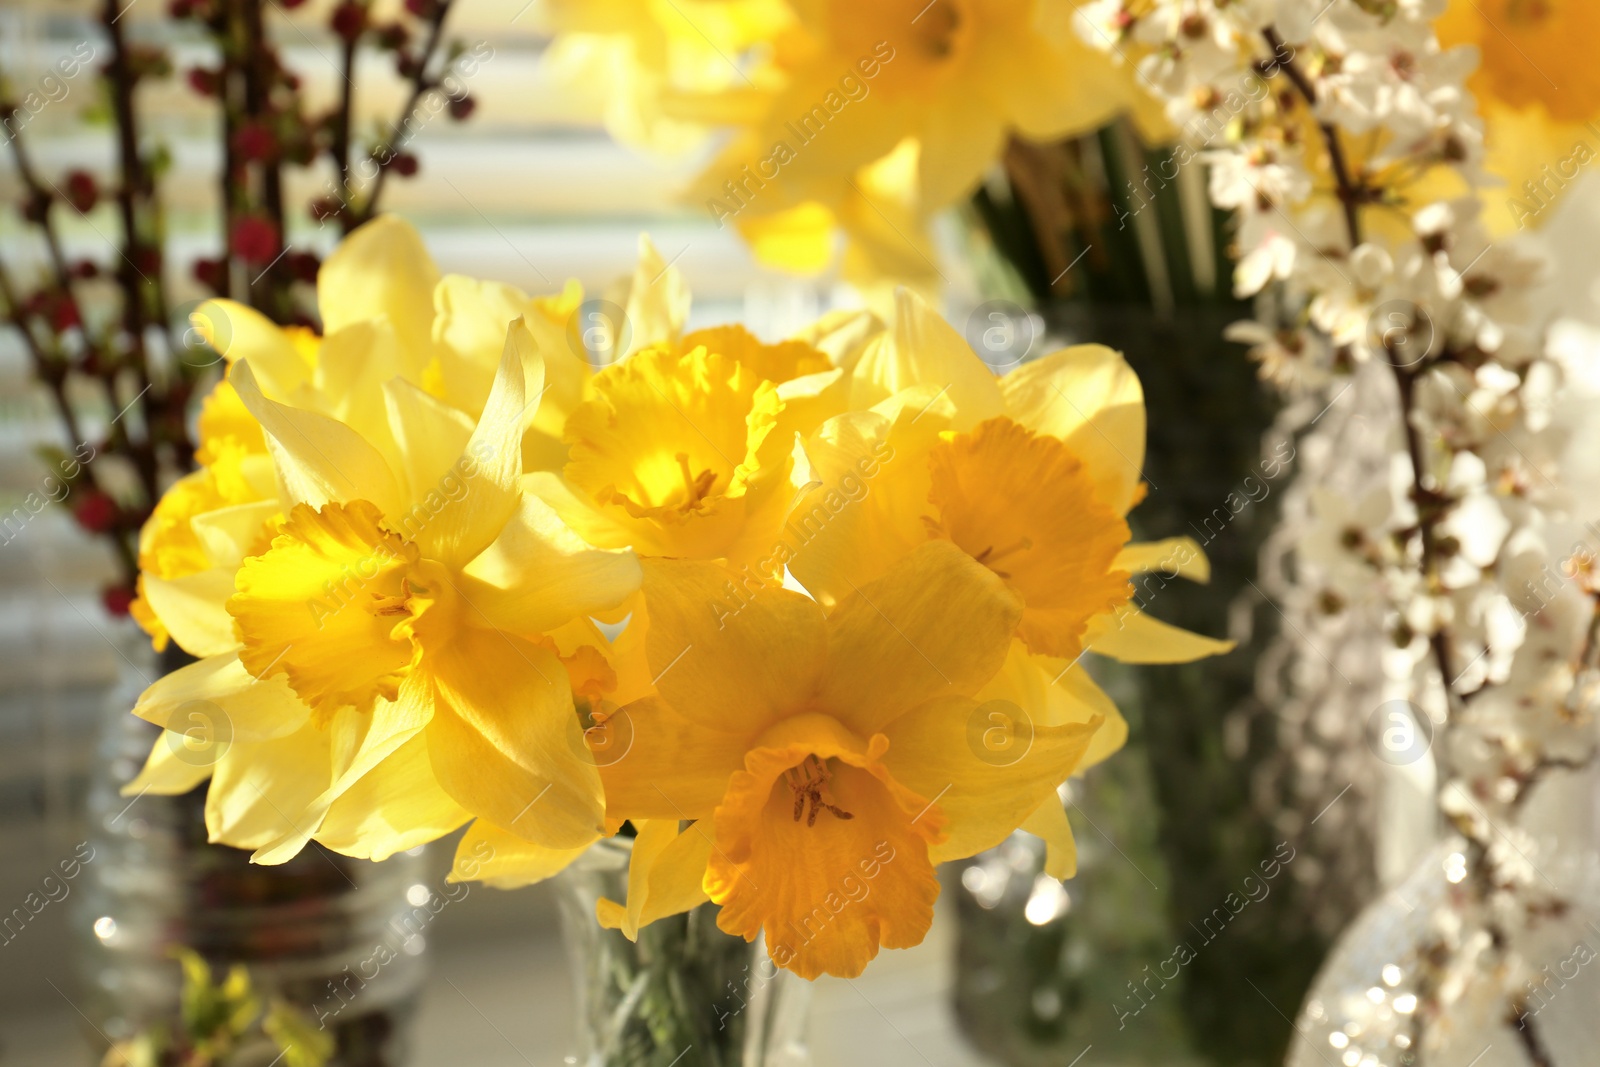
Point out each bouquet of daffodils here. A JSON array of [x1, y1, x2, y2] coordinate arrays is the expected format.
[[125, 216, 1227, 984]]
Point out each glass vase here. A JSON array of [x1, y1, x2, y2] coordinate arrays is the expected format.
[[74, 640, 432, 1066], [553, 836, 811, 1067], [1287, 761, 1600, 1067], [951, 771, 1206, 1067]]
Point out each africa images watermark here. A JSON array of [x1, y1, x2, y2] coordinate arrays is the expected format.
[[306, 441, 496, 630], [1514, 922, 1600, 1030], [1503, 120, 1600, 231], [1114, 37, 1298, 231], [704, 41, 898, 229], [0, 442, 98, 549], [1, 41, 98, 146], [712, 837, 899, 1029], [315, 40, 495, 224], [1, 842, 96, 948], [311, 838, 494, 1029], [1113, 841, 1297, 1029]]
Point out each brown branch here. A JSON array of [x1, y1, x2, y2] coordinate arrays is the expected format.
[[1, 101, 140, 469], [332, 35, 357, 220], [1261, 24, 1460, 710], [1262, 27, 1364, 246], [353, 0, 454, 229], [0, 260, 139, 584], [1510, 996, 1557, 1067], [103, 0, 162, 499], [241, 0, 289, 318]]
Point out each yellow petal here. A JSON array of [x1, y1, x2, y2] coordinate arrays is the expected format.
[[122, 730, 217, 797], [140, 569, 243, 657], [818, 539, 1021, 735], [791, 308, 885, 372], [382, 377, 475, 506], [1085, 607, 1236, 664], [1115, 537, 1212, 583], [522, 280, 593, 458], [612, 234, 688, 356], [562, 346, 792, 565], [195, 378, 267, 464], [788, 405, 943, 610], [192, 299, 313, 398], [882, 696, 1102, 866], [231, 360, 404, 518], [680, 324, 832, 385], [416, 319, 540, 568], [736, 202, 838, 276], [251, 677, 436, 864], [459, 495, 641, 637], [851, 290, 1003, 424], [1021, 794, 1078, 880], [431, 274, 530, 415], [424, 629, 604, 849], [638, 558, 825, 737], [314, 320, 405, 465], [205, 721, 333, 851], [599, 696, 752, 822], [448, 818, 593, 888], [188, 501, 281, 569], [999, 344, 1146, 515], [228, 501, 420, 719], [596, 818, 714, 940], [978, 641, 1128, 772], [916, 81, 1007, 210], [319, 214, 441, 379], [990, 31, 1130, 143], [132, 653, 308, 742], [314, 733, 471, 861]]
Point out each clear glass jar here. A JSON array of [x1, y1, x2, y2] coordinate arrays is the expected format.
[[553, 836, 812, 1067], [73, 641, 432, 1066]]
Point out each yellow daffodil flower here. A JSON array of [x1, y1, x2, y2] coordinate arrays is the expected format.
[[536, 0, 792, 155], [526, 344, 800, 570], [1437, 0, 1600, 234], [524, 310, 855, 573], [127, 312, 641, 872], [594, 541, 1103, 978], [679, 0, 1156, 286], [787, 289, 1228, 811]]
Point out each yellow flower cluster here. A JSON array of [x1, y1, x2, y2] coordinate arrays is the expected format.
[[129, 217, 1227, 979], [536, 0, 1162, 294]]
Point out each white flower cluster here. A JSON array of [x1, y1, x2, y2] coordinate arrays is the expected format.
[[1082, 0, 1600, 1061]]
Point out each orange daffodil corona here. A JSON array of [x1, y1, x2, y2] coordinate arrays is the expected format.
[[127, 216, 1228, 981]]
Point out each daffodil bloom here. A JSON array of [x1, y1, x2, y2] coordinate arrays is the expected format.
[[527, 342, 811, 571], [130, 216, 671, 653], [126, 321, 641, 872], [783, 291, 1229, 817], [536, 0, 792, 155], [594, 541, 1104, 978], [675, 0, 1160, 287], [1437, 0, 1600, 234]]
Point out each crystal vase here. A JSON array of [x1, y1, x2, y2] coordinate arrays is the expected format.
[[553, 837, 812, 1067], [1287, 761, 1600, 1067]]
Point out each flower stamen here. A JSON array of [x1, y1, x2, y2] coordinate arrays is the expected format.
[[973, 537, 1033, 578], [786, 755, 854, 826]]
